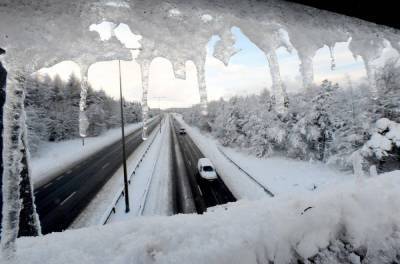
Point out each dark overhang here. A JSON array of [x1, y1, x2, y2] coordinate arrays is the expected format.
[[284, 0, 399, 29]]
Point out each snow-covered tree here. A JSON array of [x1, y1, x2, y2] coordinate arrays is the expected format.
[[359, 118, 400, 173]]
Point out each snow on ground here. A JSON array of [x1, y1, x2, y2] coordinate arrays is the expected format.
[[175, 114, 351, 198], [31, 120, 153, 188], [221, 147, 352, 195], [8, 171, 400, 264], [109, 115, 173, 223], [141, 115, 174, 216], [70, 122, 161, 229]]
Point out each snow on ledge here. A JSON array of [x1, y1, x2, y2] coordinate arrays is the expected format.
[[10, 171, 400, 264]]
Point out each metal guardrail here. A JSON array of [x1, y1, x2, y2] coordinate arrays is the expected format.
[[100, 122, 160, 225], [217, 147, 275, 197]]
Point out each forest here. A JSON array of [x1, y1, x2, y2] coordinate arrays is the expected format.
[[183, 59, 400, 174], [21, 74, 142, 155]]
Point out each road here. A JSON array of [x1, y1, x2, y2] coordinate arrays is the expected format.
[[171, 118, 236, 214], [34, 119, 160, 234]]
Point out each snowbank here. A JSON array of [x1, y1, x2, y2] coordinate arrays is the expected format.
[[221, 147, 352, 195], [9, 171, 400, 264]]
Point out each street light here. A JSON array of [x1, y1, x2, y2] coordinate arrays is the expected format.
[[151, 96, 166, 133], [118, 60, 130, 213]]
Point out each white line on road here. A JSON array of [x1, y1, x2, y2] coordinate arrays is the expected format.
[[60, 191, 76, 206], [66, 170, 72, 174], [43, 182, 53, 189], [197, 185, 203, 196], [102, 163, 110, 169], [56, 175, 64, 181]]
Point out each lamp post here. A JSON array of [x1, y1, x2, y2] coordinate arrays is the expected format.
[[152, 96, 165, 133], [118, 60, 130, 213]]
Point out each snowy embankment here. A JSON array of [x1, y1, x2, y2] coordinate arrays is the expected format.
[[10, 171, 400, 264], [31, 120, 153, 187], [174, 114, 351, 198], [221, 148, 352, 195]]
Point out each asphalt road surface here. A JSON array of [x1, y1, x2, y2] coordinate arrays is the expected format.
[[34, 119, 160, 234], [171, 118, 236, 214]]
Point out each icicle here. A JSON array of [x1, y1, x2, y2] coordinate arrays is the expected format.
[[172, 60, 186, 80], [298, 50, 315, 90], [18, 108, 41, 237], [141, 60, 151, 140], [1, 72, 24, 259], [213, 30, 240, 66], [195, 59, 208, 116], [265, 50, 285, 113], [364, 59, 378, 100], [329, 45, 336, 71], [79, 78, 89, 138]]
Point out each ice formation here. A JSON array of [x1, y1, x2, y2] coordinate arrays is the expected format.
[[1, 0, 397, 130], [1, 1, 400, 255], [240, 23, 293, 112], [79, 78, 90, 138], [1, 72, 25, 258], [213, 29, 240, 67]]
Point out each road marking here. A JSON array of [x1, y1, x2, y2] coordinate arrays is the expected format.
[[197, 185, 203, 196], [102, 162, 110, 169], [66, 170, 72, 175], [43, 182, 53, 189], [56, 175, 64, 181], [60, 191, 76, 206]]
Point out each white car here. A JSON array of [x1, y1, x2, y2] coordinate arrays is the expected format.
[[197, 158, 217, 181]]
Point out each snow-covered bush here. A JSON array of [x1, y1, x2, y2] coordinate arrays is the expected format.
[[358, 118, 400, 173]]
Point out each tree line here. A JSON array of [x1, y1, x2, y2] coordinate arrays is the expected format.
[[21, 74, 142, 155], [182, 59, 400, 173]]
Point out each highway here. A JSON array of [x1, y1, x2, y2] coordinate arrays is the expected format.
[[34, 119, 160, 234], [171, 118, 236, 214]]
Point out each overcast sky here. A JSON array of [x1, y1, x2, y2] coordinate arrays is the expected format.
[[38, 24, 399, 109]]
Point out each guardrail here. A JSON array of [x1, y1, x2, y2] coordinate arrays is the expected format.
[[100, 122, 161, 225], [217, 147, 275, 197]]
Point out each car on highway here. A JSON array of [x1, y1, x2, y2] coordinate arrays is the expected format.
[[179, 128, 186, 135], [197, 158, 218, 181]]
